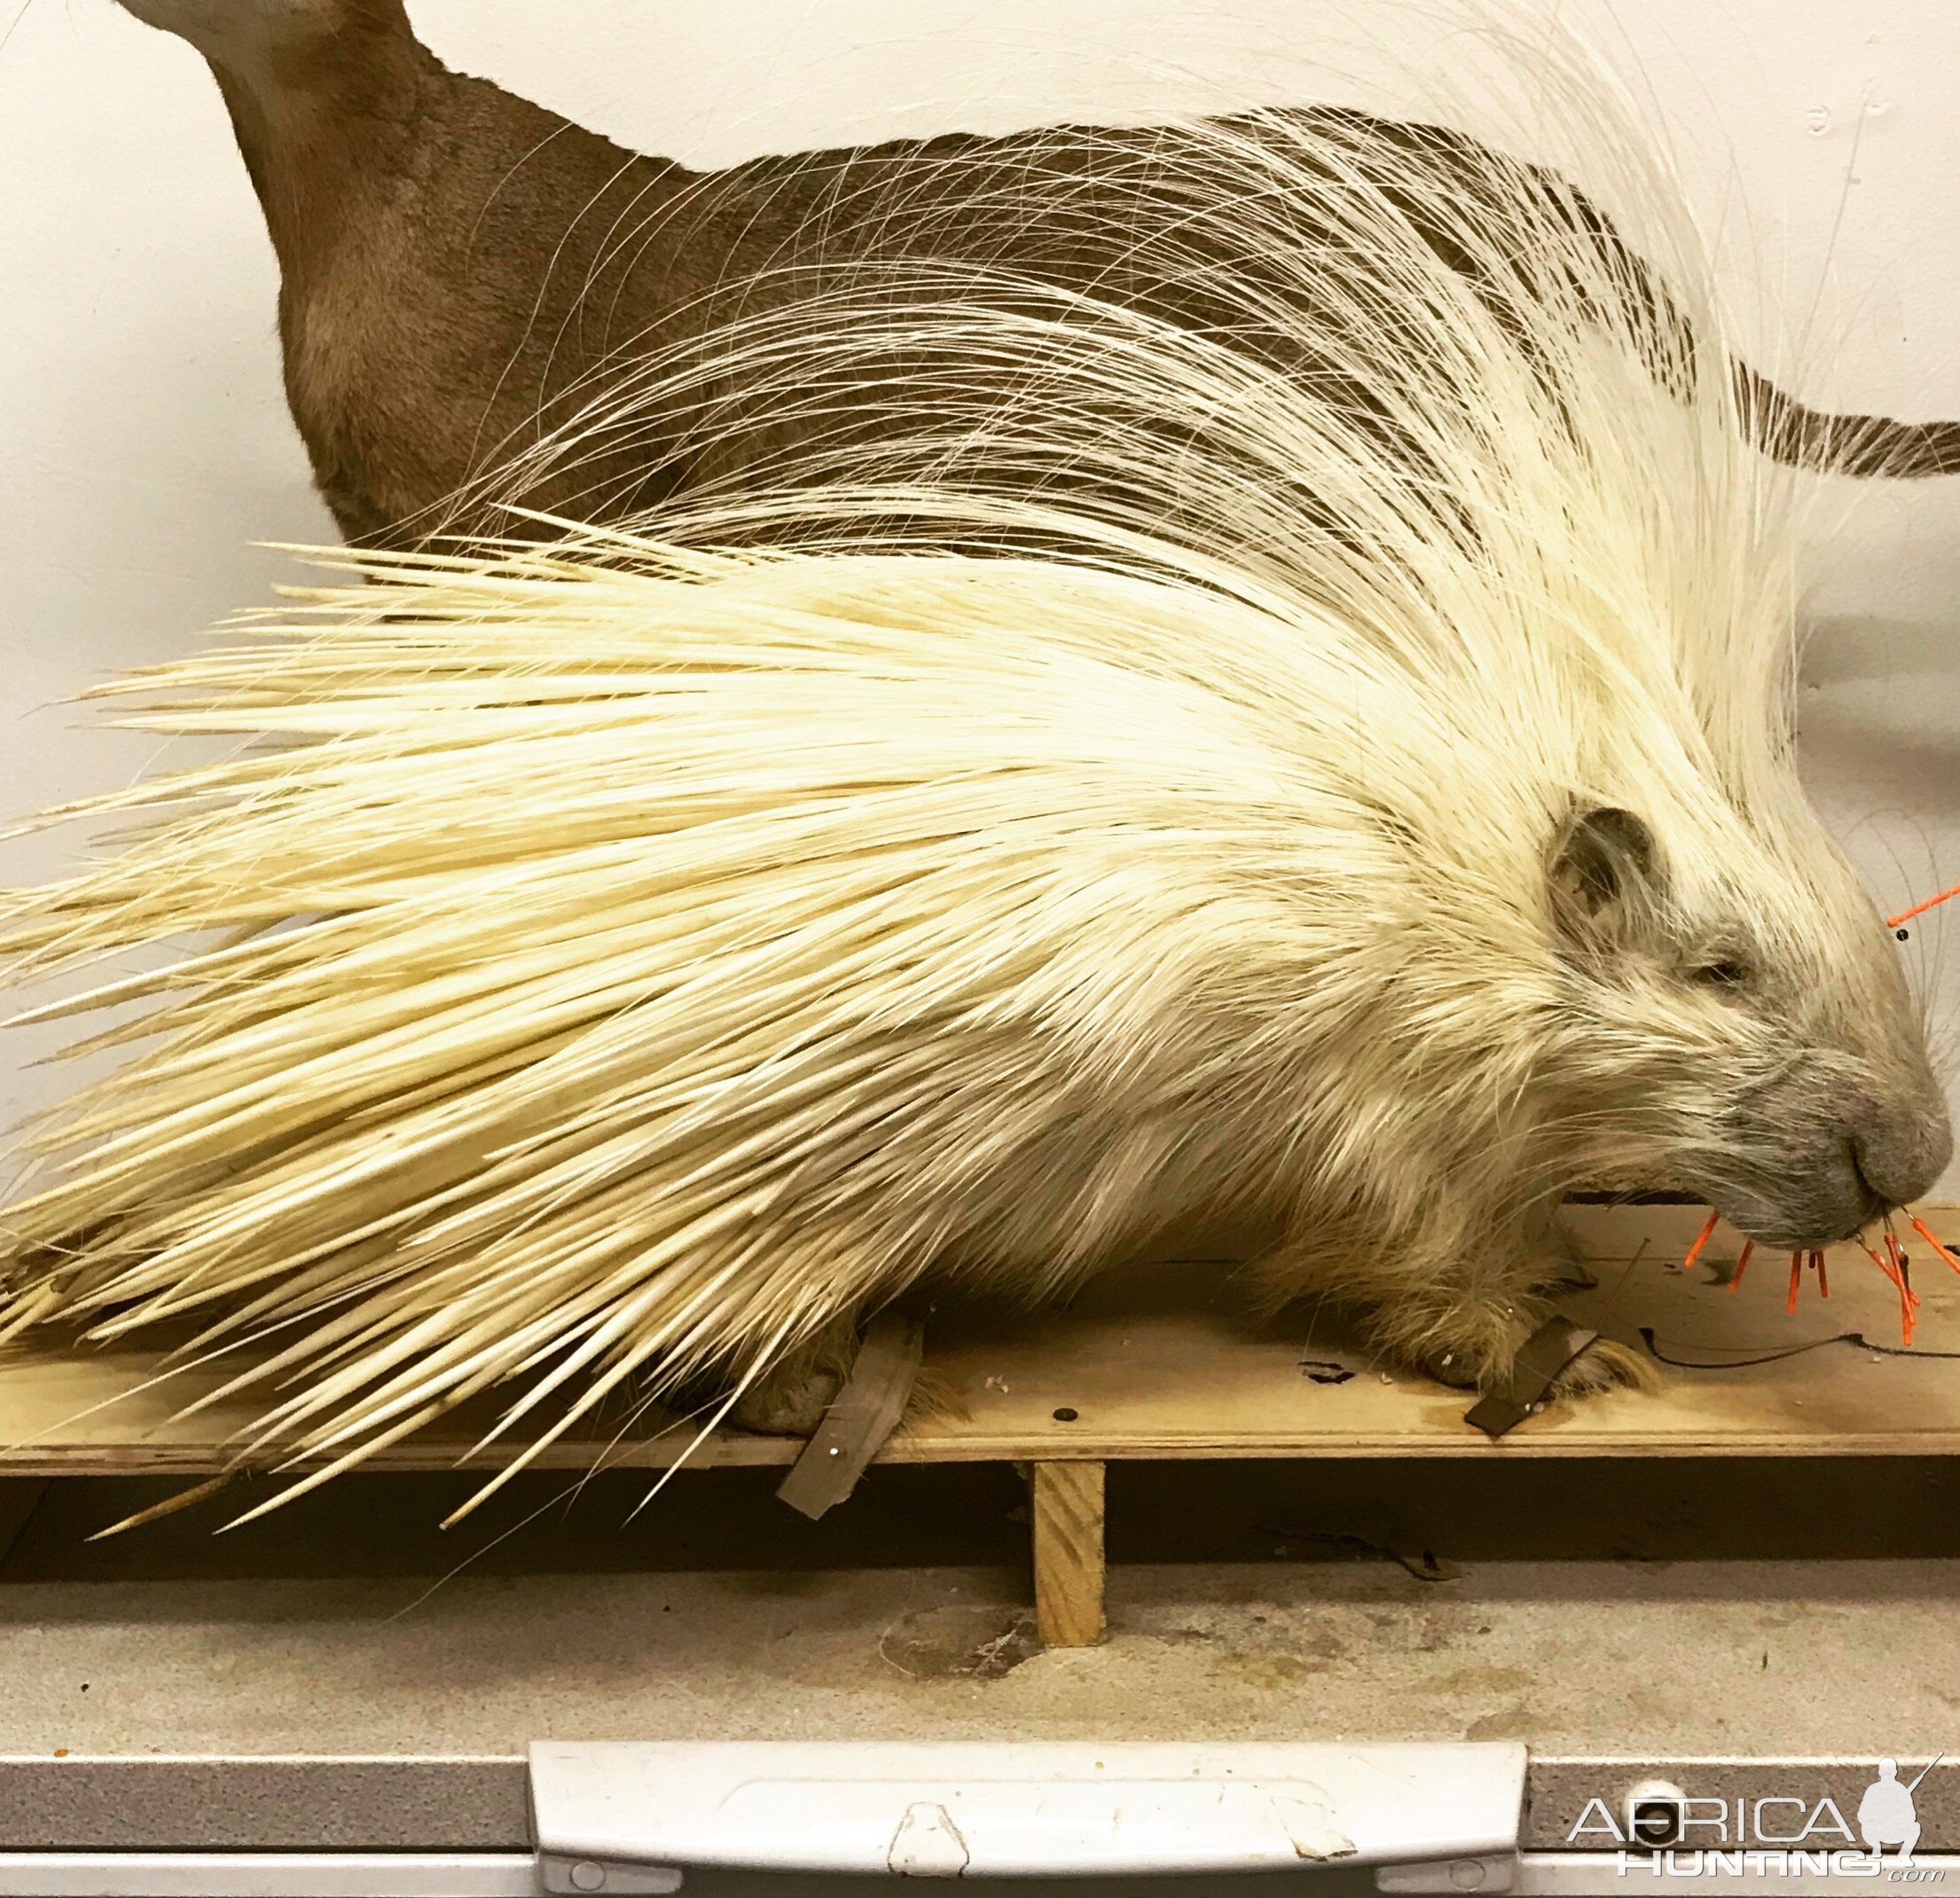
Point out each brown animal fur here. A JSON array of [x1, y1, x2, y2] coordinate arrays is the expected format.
[[121, 0, 1960, 551]]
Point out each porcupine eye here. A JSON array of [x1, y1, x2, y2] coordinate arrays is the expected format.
[[1688, 956, 1752, 990]]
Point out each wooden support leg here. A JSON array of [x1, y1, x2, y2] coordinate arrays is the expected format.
[[1029, 1460, 1105, 1648]]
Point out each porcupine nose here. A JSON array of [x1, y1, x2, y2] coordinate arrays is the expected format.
[[1852, 1092, 1954, 1212]]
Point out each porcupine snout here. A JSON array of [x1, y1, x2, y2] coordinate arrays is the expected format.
[[1722, 1062, 1952, 1250], [1851, 1071, 1954, 1213]]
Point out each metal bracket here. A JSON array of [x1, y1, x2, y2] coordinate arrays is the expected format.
[[775, 1312, 924, 1519], [1464, 1318, 1600, 1438], [0, 1853, 537, 1896]]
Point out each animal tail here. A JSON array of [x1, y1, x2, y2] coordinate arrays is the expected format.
[[1736, 363, 1960, 478]]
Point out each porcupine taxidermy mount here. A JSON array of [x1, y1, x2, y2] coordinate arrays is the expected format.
[[3, 16, 1952, 1517], [114, 0, 1960, 547]]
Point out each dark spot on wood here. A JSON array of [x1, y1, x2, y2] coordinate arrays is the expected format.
[[1299, 1359, 1356, 1384]]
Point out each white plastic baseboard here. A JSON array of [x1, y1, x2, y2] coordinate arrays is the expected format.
[[528, 1740, 1525, 1881]]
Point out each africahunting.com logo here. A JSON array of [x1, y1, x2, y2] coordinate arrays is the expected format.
[[1570, 1759, 1945, 1879]]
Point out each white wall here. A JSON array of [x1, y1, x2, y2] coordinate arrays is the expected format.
[[2, 0, 1958, 1183]]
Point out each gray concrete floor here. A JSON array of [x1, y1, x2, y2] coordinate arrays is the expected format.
[[1, 1460, 1955, 1756], [0, 1557, 1955, 1757]]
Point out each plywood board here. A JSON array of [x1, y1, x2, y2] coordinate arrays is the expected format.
[[3, 1205, 1956, 1474]]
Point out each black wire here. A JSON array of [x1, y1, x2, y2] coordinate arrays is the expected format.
[[1639, 1326, 1960, 1369]]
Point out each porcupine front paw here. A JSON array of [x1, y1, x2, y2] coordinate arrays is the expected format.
[[1390, 1282, 1541, 1391], [725, 1313, 863, 1435], [1399, 1290, 1657, 1398], [1543, 1335, 1659, 1398]]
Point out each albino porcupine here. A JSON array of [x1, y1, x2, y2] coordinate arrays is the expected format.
[[0, 22, 1949, 1517]]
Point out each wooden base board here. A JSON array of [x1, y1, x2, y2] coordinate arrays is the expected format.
[[6, 1203, 1956, 1648], [3, 1204, 1956, 1477]]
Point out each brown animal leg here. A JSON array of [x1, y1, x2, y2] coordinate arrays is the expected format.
[[1373, 1269, 1658, 1398], [727, 1312, 864, 1435]]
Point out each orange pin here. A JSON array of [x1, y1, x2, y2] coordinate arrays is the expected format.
[[1682, 1212, 1720, 1274]]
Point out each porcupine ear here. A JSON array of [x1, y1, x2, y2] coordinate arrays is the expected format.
[[1549, 804, 1663, 946]]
